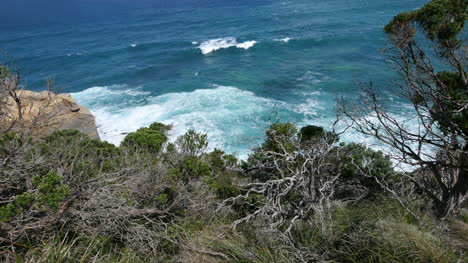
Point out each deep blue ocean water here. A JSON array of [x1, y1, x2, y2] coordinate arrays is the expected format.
[[0, 0, 427, 157]]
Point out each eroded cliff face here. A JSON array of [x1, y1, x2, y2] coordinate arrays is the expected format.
[[2, 90, 99, 139]]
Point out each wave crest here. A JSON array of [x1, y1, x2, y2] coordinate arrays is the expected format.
[[198, 37, 257, 54]]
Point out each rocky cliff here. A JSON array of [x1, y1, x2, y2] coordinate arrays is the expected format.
[[2, 90, 99, 139]]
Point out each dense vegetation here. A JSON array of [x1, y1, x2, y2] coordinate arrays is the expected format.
[[1, 0, 467, 262], [1, 122, 465, 262]]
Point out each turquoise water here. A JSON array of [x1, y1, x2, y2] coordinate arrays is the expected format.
[[0, 0, 426, 157]]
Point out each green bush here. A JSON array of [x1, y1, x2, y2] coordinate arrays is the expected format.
[[123, 126, 168, 153], [206, 148, 239, 172], [33, 172, 70, 210], [299, 125, 338, 143], [262, 122, 297, 153], [181, 156, 211, 180], [206, 148, 225, 171], [176, 129, 208, 156], [0, 172, 69, 221], [205, 172, 240, 199], [0, 203, 16, 222], [335, 143, 395, 197], [37, 130, 120, 177]]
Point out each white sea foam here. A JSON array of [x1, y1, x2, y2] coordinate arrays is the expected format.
[[236, 40, 257, 49], [198, 37, 257, 54], [72, 84, 278, 156], [130, 44, 137, 47], [274, 37, 292, 43], [191, 41, 199, 45]]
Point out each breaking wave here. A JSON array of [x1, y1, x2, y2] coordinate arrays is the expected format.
[[198, 37, 257, 54]]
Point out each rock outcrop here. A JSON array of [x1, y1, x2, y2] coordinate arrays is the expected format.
[[1, 90, 99, 139]]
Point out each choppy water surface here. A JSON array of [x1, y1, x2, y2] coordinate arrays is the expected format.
[[1, 0, 427, 157]]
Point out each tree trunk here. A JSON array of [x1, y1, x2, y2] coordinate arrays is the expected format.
[[440, 145, 468, 218]]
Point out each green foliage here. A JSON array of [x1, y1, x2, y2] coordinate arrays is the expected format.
[[206, 148, 239, 172], [383, 0, 468, 141], [206, 148, 226, 171], [176, 129, 208, 156], [434, 71, 468, 136], [413, 0, 466, 45], [299, 125, 339, 145], [123, 124, 168, 153], [0, 66, 12, 79], [205, 172, 240, 199], [0, 192, 36, 222], [0, 203, 16, 222], [385, 0, 467, 50], [384, 11, 415, 35], [0, 173, 68, 221], [149, 122, 171, 133], [33, 172, 69, 210], [262, 122, 297, 153], [155, 193, 169, 205], [38, 130, 120, 177], [223, 154, 238, 168], [43, 129, 119, 158], [181, 156, 211, 180], [0, 110, 463, 262], [337, 143, 395, 194], [79, 138, 119, 157], [14, 192, 35, 209], [299, 125, 326, 141], [45, 129, 86, 143]]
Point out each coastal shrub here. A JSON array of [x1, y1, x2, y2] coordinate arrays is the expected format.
[[242, 123, 299, 181], [123, 127, 168, 152], [205, 171, 240, 199], [149, 122, 172, 133], [262, 122, 297, 153], [36, 130, 120, 177], [122, 122, 169, 153], [206, 148, 239, 172], [181, 156, 211, 180], [43, 130, 118, 157], [176, 129, 208, 156], [335, 143, 395, 197], [206, 148, 225, 171], [33, 172, 70, 210], [299, 125, 338, 143], [0, 172, 68, 222]]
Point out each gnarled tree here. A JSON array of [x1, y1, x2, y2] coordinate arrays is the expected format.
[[339, 0, 467, 217]]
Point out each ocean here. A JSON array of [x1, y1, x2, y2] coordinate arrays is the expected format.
[[0, 0, 427, 157]]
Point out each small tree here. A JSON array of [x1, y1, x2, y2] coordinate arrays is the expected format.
[[339, 0, 467, 217]]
